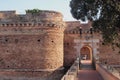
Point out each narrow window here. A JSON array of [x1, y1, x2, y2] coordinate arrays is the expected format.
[[37, 39, 40, 42]]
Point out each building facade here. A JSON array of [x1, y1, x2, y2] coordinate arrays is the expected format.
[[0, 10, 119, 80]]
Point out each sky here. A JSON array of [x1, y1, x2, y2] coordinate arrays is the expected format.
[[0, 0, 77, 21]]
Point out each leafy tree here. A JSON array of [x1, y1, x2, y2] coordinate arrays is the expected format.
[[70, 0, 120, 49], [26, 9, 41, 14]]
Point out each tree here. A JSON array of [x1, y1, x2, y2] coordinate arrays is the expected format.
[[70, 0, 120, 50], [26, 9, 41, 14]]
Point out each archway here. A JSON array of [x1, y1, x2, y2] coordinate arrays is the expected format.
[[80, 46, 93, 64]]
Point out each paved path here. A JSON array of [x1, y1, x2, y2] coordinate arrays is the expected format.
[[77, 60, 104, 80], [77, 70, 104, 80]]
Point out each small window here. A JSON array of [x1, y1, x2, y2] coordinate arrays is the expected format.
[[67, 43, 69, 45], [16, 24, 18, 26], [37, 39, 40, 42], [7, 24, 9, 26], [6, 50, 9, 52], [24, 23, 27, 26], [51, 40, 54, 43], [20, 24, 22, 26], [11, 24, 13, 26], [73, 31, 75, 34], [5, 39, 8, 42], [102, 42, 105, 45], [29, 23, 31, 26], [2, 24, 5, 26]]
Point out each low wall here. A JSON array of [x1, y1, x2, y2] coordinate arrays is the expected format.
[[61, 59, 79, 80], [0, 69, 64, 80], [96, 64, 119, 80]]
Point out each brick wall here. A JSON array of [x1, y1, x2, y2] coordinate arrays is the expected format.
[[0, 10, 65, 80]]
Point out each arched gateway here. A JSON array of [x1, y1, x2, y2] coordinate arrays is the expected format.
[[80, 46, 93, 64]]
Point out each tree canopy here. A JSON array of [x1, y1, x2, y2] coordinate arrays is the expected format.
[[26, 9, 41, 14], [70, 0, 120, 50]]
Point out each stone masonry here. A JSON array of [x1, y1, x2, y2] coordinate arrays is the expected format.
[[0, 10, 65, 80], [0, 10, 120, 80]]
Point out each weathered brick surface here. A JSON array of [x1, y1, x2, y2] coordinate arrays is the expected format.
[[0, 10, 120, 80], [64, 34, 78, 67], [0, 10, 65, 80], [0, 70, 64, 80], [64, 21, 120, 67], [0, 33, 64, 69], [99, 43, 120, 65]]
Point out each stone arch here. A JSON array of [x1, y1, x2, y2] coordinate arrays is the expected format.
[[80, 45, 93, 63]]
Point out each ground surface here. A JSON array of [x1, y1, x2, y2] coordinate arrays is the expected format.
[[77, 60, 104, 80]]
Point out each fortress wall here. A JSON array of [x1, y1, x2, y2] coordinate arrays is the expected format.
[[96, 64, 119, 80], [0, 10, 65, 80], [0, 30, 64, 80], [99, 43, 120, 64], [0, 11, 16, 19], [0, 32, 63, 69], [64, 26, 120, 67], [0, 10, 63, 22], [64, 34, 79, 67], [26, 10, 63, 22], [64, 22, 102, 67]]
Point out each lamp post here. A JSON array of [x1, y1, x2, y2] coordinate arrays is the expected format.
[[78, 27, 82, 69], [90, 27, 93, 35], [79, 27, 82, 36], [90, 27, 95, 68]]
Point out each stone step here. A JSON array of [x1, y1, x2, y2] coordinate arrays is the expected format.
[[80, 64, 95, 70]]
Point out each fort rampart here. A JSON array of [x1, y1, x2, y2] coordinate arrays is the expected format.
[[0, 10, 65, 80]]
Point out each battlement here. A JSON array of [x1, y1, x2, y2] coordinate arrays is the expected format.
[[0, 22, 65, 28], [0, 10, 65, 30], [0, 10, 63, 22], [0, 10, 16, 19], [26, 10, 63, 21]]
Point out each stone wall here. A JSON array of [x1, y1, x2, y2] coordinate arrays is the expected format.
[[64, 21, 120, 67], [0, 10, 65, 80], [0, 11, 16, 19], [64, 21, 101, 67], [0, 10, 120, 80], [96, 64, 119, 80], [98, 43, 120, 65], [64, 34, 78, 67], [0, 33, 64, 69], [0, 10, 63, 22]]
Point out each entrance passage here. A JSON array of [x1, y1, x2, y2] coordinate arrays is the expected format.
[[77, 70, 104, 80], [80, 46, 91, 60], [80, 46, 92, 64], [77, 46, 104, 80]]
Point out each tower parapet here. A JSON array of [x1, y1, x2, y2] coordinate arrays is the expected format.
[[0, 10, 63, 22], [26, 10, 63, 21]]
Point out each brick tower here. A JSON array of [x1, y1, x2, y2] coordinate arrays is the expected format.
[[0, 10, 65, 80]]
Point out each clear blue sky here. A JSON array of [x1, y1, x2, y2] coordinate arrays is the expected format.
[[0, 0, 77, 21]]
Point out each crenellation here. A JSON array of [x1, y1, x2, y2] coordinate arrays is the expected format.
[[0, 11, 16, 19], [0, 10, 63, 24], [0, 22, 65, 31]]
